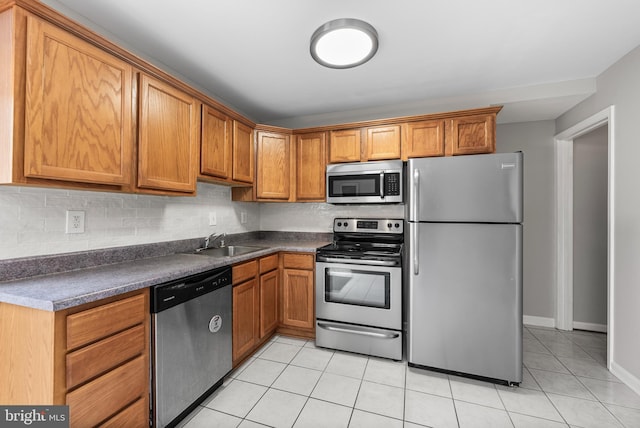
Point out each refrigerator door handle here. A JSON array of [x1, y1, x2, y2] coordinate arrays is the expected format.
[[413, 223, 419, 275], [412, 168, 420, 221]]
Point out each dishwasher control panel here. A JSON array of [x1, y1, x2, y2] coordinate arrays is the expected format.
[[151, 266, 232, 312]]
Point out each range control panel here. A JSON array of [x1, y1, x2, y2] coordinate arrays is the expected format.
[[333, 218, 403, 234]]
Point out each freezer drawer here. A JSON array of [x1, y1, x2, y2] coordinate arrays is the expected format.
[[406, 152, 523, 223], [405, 222, 522, 384]]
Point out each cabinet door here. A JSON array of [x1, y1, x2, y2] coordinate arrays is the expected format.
[[296, 132, 327, 201], [232, 121, 254, 183], [232, 279, 259, 362], [402, 120, 445, 159], [260, 270, 279, 338], [448, 114, 496, 155], [24, 16, 132, 185], [282, 269, 314, 329], [201, 105, 232, 179], [329, 129, 361, 163], [138, 74, 199, 193], [256, 131, 290, 200], [365, 125, 401, 160]]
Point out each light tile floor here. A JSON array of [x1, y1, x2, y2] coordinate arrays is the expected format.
[[178, 326, 640, 428]]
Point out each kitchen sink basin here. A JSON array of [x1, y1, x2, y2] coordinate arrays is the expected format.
[[193, 245, 265, 258]]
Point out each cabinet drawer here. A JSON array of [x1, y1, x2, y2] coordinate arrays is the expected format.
[[259, 254, 278, 274], [67, 294, 146, 350], [98, 397, 147, 428], [67, 355, 146, 427], [282, 253, 314, 270], [66, 324, 145, 390], [233, 260, 258, 284]]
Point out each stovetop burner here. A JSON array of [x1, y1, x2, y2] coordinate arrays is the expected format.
[[316, 218, 404, 263]]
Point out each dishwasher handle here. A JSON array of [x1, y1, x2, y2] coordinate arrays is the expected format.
[[151, 266, 232, 313]]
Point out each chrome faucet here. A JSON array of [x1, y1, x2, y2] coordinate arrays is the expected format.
[[204, 233, 226, 249]]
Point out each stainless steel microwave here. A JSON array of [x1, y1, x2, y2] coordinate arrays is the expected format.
[[326, 160, 403, 204]]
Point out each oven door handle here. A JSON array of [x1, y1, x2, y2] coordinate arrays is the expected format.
[[317, 322, 400, 339], [316, 256, 399, 267]]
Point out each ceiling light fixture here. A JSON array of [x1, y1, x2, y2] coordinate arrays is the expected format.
[[310, 18, 378, 69]]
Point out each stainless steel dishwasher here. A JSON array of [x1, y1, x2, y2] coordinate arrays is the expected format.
[[150, 265, 232, 428]]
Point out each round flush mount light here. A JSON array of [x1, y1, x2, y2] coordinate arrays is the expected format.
[[310, 18, 378, 69]]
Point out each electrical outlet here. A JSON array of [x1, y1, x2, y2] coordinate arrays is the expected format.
[[209, 212, 217, 226], [66, 210, 85, 234], [240, 211, 247, 224]]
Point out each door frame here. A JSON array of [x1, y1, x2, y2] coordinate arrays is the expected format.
[[554, 105, 615, 369]]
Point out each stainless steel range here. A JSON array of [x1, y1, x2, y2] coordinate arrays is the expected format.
[[315, 218, 403, 360]]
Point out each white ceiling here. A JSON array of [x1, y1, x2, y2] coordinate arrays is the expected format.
[[42, 0, 640, 127]]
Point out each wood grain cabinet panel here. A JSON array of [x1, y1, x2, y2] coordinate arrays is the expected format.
[[295, 132, 327, 201], [137, 74, 199, 193], [232, 260, 258, 284], [402, 120, 445, 159], [329, 129, 361, 163], [232, 121, 254, 184], [281, 268, 314, 330], [201, 105, 232, 180], [24, 16, 133, 185], [66, 293, 145, 350], [260, 269, 279, 338], [98, 397, 148, 428], [448, 113, 496, 155], [232, 278, 259, 363], [256, 131, 291, 200], [364, 125, 401, 160], [66, 355, 146, 427]]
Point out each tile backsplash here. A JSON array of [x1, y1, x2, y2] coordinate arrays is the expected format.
[[0, 183, 405, 260], [0, 183, 259, 260]]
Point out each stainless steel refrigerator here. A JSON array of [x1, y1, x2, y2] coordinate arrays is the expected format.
[[405, 152, 523, 385]]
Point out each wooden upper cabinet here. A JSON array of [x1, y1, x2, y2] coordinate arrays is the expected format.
[[137, 74, 199, 193], [296, 132, 327, 201], [448, 113, 496, 156], [402, 120, 445, 159], [232, 121, 254, 183], [329, 129, 361, 163], [200, 105, 232, 180], [364, 125, 401, 161], [256, 131, 290, 200], [24, 16, 133, 186]]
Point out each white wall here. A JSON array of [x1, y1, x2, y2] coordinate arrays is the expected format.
[[0, 183, 259, 260], [496, 121, 557, 321], [573, 126, 608, 327], [557, 44, 640, 389]]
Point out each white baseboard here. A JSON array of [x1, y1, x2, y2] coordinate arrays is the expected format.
[[523, 315, 556, 328], [573, 321, 608, 333], [611, 361, 640, 397]]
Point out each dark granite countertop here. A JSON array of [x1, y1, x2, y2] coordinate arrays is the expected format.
[[0, 232, 330, 311]]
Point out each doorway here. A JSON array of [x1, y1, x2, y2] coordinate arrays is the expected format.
[[554, 106, 614, 369]]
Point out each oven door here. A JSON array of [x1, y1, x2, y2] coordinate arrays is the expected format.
[[315, 261, 402, 330]]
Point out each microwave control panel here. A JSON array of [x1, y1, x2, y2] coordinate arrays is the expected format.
[[384, 173, 401, 196]]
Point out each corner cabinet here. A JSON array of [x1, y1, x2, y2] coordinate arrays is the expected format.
[[137, 74, 199, 194], [232, 121, 255, 184], [295, 132, 327, 201], [255, 131, 291, 200], [0, 289, 149, 428]]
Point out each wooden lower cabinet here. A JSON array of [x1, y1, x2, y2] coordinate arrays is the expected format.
[[232, 254, 280, 366], [0, 289, 149, 428], [279, 253, 315, 337]]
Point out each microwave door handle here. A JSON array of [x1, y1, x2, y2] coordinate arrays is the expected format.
[[380, 172, 385, 198]]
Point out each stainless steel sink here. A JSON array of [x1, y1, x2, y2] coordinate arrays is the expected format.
[[193, 245, 265, 257]]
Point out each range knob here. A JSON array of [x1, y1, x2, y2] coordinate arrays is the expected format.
[[337, 222, 342, 227], [387, 223, 393, 228], [343, 222, 349, 227], [395, 223, 400, 228]]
